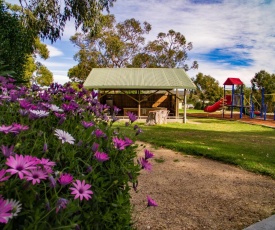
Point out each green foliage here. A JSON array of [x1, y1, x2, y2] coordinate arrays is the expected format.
[[0, 79, 154, 229], [251, 70, 275, 112], [0, 61, 15, 76], [136, 29, 198, 70], [192, 72, 223, 107], [0, 2, 35, 81], [10, 0, 116, 42], [69, 15, 151, 81], [35, 65, 53, 86], [69, 15, 198, 81], [22, 38, 52, 85]]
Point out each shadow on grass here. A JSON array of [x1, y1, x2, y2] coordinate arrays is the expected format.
[[118, 119, 275, 178]]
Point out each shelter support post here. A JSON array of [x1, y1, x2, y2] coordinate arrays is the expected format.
[[176, 89, 179, 118], [138, 90, 141, 118], [184, 89, 187, 124]]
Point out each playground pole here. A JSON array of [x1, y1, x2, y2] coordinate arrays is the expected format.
[[261, 88, 265, 117], [231, 85, 234, 119], [250, 93, 254, 118], [240, 85, 243, 119]]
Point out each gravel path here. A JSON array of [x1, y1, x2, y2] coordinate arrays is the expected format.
[[131, 141, 275, 230]]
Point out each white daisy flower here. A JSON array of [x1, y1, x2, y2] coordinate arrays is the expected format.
[[6, 199, 22, 218], [50, 104, 64, 112], [29, 110, 49, 118], [54, 129, 75, 144]]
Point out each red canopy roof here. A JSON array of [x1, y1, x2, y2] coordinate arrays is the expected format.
[[223, 78, 244, 85]]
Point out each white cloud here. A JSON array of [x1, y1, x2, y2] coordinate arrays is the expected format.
[[53, 74, 70, 85], [110, 0, 275, 87], [5, 0, 275, 87], [46, 45, 63, 57]]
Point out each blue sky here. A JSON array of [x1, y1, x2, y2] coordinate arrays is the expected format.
[[5, 0, 275, 86]]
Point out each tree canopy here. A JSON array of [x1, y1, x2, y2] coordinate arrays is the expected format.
[[68, 15, 198, 81], [131, 30, 198, 70], [1, 0, 116, 83], [68, 15, 152, 81], [251, 70, 275, 112], [12, 0, 116, 42], [191, 72, 223, 109], [0, 1, 35, 81]]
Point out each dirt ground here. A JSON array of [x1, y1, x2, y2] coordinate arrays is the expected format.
[[131, 115, 275, 230], [187, 112, 275, 128]]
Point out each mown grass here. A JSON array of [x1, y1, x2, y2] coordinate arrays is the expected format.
[[116, 118, 275, 178], [179, 109, 204, 114]]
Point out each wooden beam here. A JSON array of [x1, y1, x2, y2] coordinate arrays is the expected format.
[[98, 90, 112, 99]]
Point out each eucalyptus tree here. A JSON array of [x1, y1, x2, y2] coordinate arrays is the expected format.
[[0, 1, 35, 81], [69, 15, 199, 81], [251, 70, 275, 112], [12, 0, 116, 42], [192, 72, 223, 108], [68, 15, 151, 81], [131, 29, 198, 71], [1, 0, 115, 82]]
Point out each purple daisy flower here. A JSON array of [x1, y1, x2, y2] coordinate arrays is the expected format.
[[58, 173, 74, 186], [135, 128, 143, 136], [38, 158, 56, 173], [69, 180, 93, 201], [144, 149, 154, 160], [81, 121, 94, 128], [94, 151, 109, 162], [127, 112, 138, 123], [48, 175, 57, 188], [0, 169, 10, 182], [43, 143, 48, 153], [18, 99, 32, 109], [93, 129, 106, 138], [113, 106, 121, 115], [113, 137, 133, 150], [147, 195, 158, 207], [6, 154, 37, 179], [9, 123, 29, 134], [138, 158, 152, 171], [0, 125, 13, 134], [24, 168, 48, 185], [56, 198, 69, 213], [0, 197, 12, 224], [91, 142, 99, 152], [0, 145, 15, 157]]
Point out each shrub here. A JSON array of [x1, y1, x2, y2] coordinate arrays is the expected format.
[[0, 77, 155, 229], [194, 101, 203, 110]]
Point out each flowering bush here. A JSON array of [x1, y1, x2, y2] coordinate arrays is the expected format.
[[0, 77, 156, 229]]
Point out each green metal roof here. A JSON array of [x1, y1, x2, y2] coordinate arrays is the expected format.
[[83, 68, 196, 90]]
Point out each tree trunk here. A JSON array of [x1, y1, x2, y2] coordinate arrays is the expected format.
[[146, 110, 169, 125]]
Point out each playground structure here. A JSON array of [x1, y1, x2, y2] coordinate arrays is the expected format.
[[204, 77, 275, 120]]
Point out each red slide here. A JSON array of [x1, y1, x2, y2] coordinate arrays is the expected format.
[[204, 99, 223, 112]]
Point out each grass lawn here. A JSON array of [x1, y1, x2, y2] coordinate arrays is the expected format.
[[179, 108, 204, 114], [117, 118, 275, 178]]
